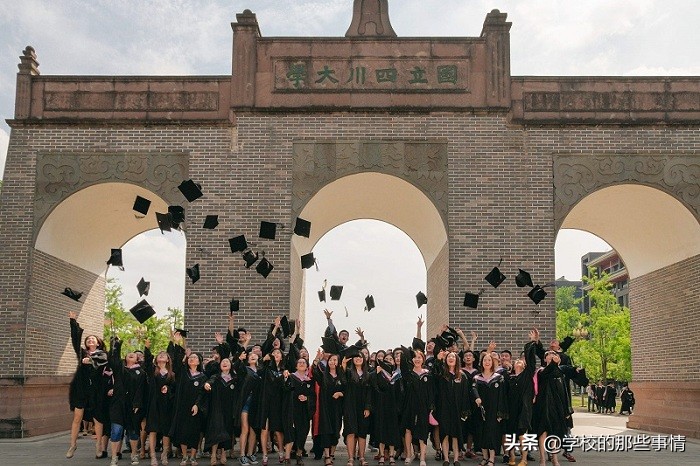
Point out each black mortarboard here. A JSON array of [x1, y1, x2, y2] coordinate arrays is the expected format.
[[243, 250, 259, 268], [129, 299, 155, 324], [229, 298, 240, 314], [343, 344, 362, 359], [107, 248, 124, 269], [178, 179, 203, 202], [289, 319, 296, 336], [156, 212, 172, 233], [229, 235, 248, 253], [203, 215, 219, 230], [318, 289, 326, 302], [61, 287, 82, 302], [485, 266, 506, 288], [300, 252, 316, 270], [259, 221, 277, 240], [174, 328, 189, 338], [330, 285, 343, 300], [137, 278, 150, 297], [515, 269, 534, 288], [294, 217, 311, 238], [412, 337, 426, 352], [256, 258, 274, 278], [365, 295, 375, 311], [463, 290, 483, 309], [168, 206, 185, 229], [528, 285, 547, 304], [321, 336, 341, 355], [186, 263, 200, 284], [378, 359, 394, 373], [293, 334, 304, 349], [280, 316, 291, 338], [416, 291, 428, 308], [133, 195, 151, 216]]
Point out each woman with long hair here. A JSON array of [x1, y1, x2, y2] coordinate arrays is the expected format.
[[340, 350, 372, 466], [66, 311, 105, 458], [235, 350, 263, 465], [312, 352, 345, 466], [434, 351, 471, 466], [472, 352, 507, 466], [169, 333, 207, 466], [281, 358, 317, 466], [144, 344, 177, 466], [258, 348, 286, 466], [460, 350, 479, 460], [372, 353, 402, 466], [204, 357, 237, 465], [532, 351, 570, 466], [398, 347, 432, 466]]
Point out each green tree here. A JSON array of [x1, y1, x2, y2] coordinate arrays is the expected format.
[[104, 279, 181, 354], [555, 272, 632, 383]]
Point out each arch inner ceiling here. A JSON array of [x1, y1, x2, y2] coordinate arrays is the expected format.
[[35, 182, 170, 275], [560, 184, 700, 279], [292, 172, 447, 268]]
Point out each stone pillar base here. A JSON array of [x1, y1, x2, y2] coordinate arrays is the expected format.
[[0, 376, 71, 438], [627, 381, 700, 439]]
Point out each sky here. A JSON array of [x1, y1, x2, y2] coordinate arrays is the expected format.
[[1, 0, 698, 349]]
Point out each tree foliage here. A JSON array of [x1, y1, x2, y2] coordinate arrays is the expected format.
[[104, 278, 181, 354], [555, 270, 631, 383]]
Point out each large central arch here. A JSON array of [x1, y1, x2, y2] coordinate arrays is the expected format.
[[291, 172, 448, 337]]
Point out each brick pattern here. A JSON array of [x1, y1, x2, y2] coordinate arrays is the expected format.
[[630, 254, 700, 381]]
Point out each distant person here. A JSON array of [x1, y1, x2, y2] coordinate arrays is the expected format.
[[619, 385, 635, 415], [587, 384, 596, 412]]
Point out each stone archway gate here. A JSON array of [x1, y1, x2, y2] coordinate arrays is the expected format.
[[0, 1, 698, 438]]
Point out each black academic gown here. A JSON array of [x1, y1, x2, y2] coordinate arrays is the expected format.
[[342, 367, 372, 438], [68, 318, 95, 411], [371, 368, 403, 447], [204, 373, 237, 450], [620, 388, 635, 413], [282, 373, 317, 450], [532, 362, 570, 439], [106, 339, 146, 432], [460, 367, 479, 444], [144, 346, 176, 435], [257, 360, 286, 433], [234, 363, 263, 430], [169, 347, 207, 449], [505, 340, 539, 437], [471, 372, 508, 450], [90, 363, 114, 425], [312, 362, 345, 448], [433, 361, 471, 441], [398, 348, 434, 442]]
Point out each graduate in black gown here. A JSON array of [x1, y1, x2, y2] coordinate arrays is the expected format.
[[341, 349, 372, 466], [235, 350, 263, 464], [281, 358, 317, 466], [144, 344, 177, 466], [169, 335, 207, 465], [90, 353, 112, 459], [472, 352, 508, 466], [503, 330, 540, 466], [619, 385, 635, 414], [398, 346, 433, 466], [532, 350, 570, 466], [205, 357, 238, 464], [312, 352, 346, 465], [372, 354, 403, 465], [259, 348, 287, 465], [434, 351, 472, 466], [459, 351, 479, 460], [66, 311, 105, 458]]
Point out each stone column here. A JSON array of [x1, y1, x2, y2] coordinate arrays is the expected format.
[[14, 46, 39, 119], [480, 10, 511, 108], [231, 10, 260, 109]]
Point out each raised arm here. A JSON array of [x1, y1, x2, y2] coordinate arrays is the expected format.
[[456, 328, 469, 351], [69, 311, 84, 360], [323, 309, 337, 338]]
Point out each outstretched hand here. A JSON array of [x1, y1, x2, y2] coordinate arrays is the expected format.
[[529, 328, 540, 342], [417, 315, 424, 328], [214, 332, 224, 345], [324, 309, 333, 320], [68, 311, 77, 320]]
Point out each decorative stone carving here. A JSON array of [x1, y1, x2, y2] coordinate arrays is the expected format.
[[35, 153, 188, 231], [346, 0, 396, 38], [292, 141, 447, 221], [553, 154, 700, 229]]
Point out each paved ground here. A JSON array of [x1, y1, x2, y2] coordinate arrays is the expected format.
[[0, 412, 697, 465]]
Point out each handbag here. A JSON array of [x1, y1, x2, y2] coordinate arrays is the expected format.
[[428, 411, 439, 426]]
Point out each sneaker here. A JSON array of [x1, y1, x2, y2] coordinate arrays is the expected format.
[[181, 457, 189, 466], [111, 457, 119, 466], [162, 451, 170, 465], [240, 456, 250, 466], [562, 452, 577, 463], [433, 451, 442, 462], [249, 454, 259, 464], [66, 444, 78, 458], [132, 455, 141, 465]]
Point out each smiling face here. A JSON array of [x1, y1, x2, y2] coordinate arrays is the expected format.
[[338, 331, 349, 344], [271, 349, 283, 363], [446, 352, 458, 370], [299, 348, 309, 360], [188, 353, 201, 370], [426, 341, 435, 354], [273, 337, 281, 349], [328, 354, 339, 369], [463, 351, 475, 365], [155, 351, 170, 368], [413, 350, 425, 368], [481, 353, 494, 371], [296, 358, 308, 372], [220, 358, 231, 373], [247, 352, 259, 366], [125, 352, 138, 366], [84, 335, 99, 350]]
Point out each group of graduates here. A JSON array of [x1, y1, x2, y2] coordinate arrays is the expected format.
[[587, 382, 634, 415], [66, 310, 589, 466]]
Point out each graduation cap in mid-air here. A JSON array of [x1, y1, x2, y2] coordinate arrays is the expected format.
[[168, 206, 185, 229], [156, 212, 172, 233], [178, 179, 203, 202], [133, 195, 151, 216], [364, 295, 375, 312], [186, 264, 200, 284], [321, 336, 342, 355], [515, 269, 534, 288], [528, 285, 548, 304], [137, 278, 150, 297], [61, 287, 83, 302], [416, 291, 428, 308], [318, 288, 327, 302], [129, 299, 155, 324], [229, 235, 248, 253], [243, 250, 259, 268], [485, 262, 506, 288], [107, 248, 124, 270], [294, 217, 311, 238], [301, 252, 317, 270], [463, 288, 485, 309], [259, 221, 277, 240], [203, 215, 219, 230], [330, 285, 343, 301], [256, 258, 274, 278]]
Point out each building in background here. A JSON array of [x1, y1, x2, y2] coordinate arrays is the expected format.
[[554, 276, 584, 313], [581, 250, 629, 312]]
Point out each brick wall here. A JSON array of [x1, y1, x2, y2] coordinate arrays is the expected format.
[[630, 254, 700, 381], [426, 242, 449, 339]]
